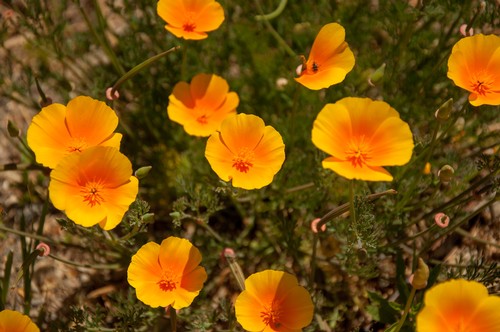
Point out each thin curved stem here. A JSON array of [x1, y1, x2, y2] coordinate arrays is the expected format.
[[255, 0, 288, 21]]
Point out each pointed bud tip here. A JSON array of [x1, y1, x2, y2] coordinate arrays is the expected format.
[[411, 258, 429, 289], [7, 120, 20, 137], [134, 166, 152, 179]]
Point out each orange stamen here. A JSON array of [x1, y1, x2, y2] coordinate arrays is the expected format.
[[345, 137, 371, 168], [260, 302, 282, 329], [67, 137, 87, 153], [80, 181, 105, 207], [157, 270, 178, 292], [197, 115, 208, 124], [232, 148, 254, 173]]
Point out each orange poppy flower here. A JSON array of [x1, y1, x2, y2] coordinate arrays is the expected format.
[[48, 146, 138, 230], [417, 279, 500, 332], [127, 236, 207, 309], [168, 73, 239, 137], [27, 95, 122, 169], [205, 114, 285, 190], [157, 0, 224, 40], [447, 34, 500, 106], [295, 23, 355, 90], [312, 97, 414, 181], [235, 270, 314, 332], [0, 310, 39, 332]]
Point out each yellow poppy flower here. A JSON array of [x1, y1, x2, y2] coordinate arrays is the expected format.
[[127, 236, 207, 309], [312, 97, 414, 181], [0, 310, 39, 332], [49, 146, 138, 230], [447, 34, 500, 106], [295, 23, 355, 90], [417, 279, 500, 332], [27, 96, 122, 169], [235, 270, 314, 332], [157, 0, 224, 40], [205, 114, 285, 190], [168, 73, 239, 137]]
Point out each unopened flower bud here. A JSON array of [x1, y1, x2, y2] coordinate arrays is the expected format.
[[310, 218, 326, 233], [411, 258, 429, 289], [134, 166, 152, 180], [7, 120, 20, 137], [434, 212, 450, 228], [368, 63, 386, 86], [434, 98, 453, 122], [222, 248, 246, 291], [141, 213, 155, 223], [438, 165, 454, 183]]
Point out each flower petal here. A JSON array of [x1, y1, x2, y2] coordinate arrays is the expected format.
[[368, 117, 414, 166], [26, 103, 73, 168], [322, 157, 394, 181], [279, 286, 314, 329], [65, 96, 119, 146], [173, 266, 208, 309], [0, 310, 40, 332], [235, 291, 268, 331], [309, 23, 346, 61], [158, 237, 202, 275], [312, 103, 352, 158], [218, 114, 265, 155], [157, 0, 185, 28], [191, 1, 224, 32], [191, 74, 229, 110], [99, 176, 139, 230]]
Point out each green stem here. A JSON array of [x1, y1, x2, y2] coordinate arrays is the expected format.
[[254, 0, 296, 57], [181, 41, 188, 81], [349, 180, 356, 224], [418, 196, 495, 256], [255, 0, 288, 21], [47, 254, 122, 270], [309, 233, 319, 289], [285, 182, 315, 194], [111, 46, 181, 95], [170, 306, 177, 332], [454, 227, 500, 249], [195, 219, 226, 244], [78, 4, 125, 75], [317, 189, 397, 230], [394, 286, 417, 332]]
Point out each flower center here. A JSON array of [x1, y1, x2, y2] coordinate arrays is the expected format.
[[470, 72, 494, 97], [80, 181, 105, 207], [345, 137, 371, 168], [67, 137, 87, 153], [183, 12, 196, 32], [232, 148, 254, 173], [197, 114, 208, 124], [157, 270, 179, 292], [260, 302, 282, 330]]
